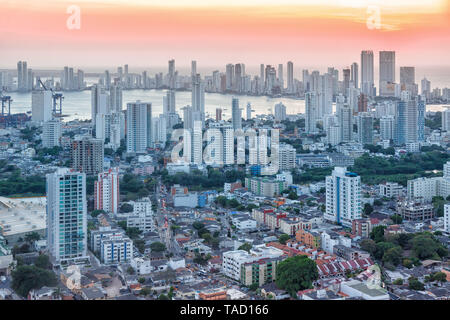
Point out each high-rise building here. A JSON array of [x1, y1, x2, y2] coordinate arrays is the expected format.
[[191, 73, 205, 127], [43, 119, 62, 148], [442, 108, 450, 132], [395, 95, 408, 145], [274, 102, 286, 122], [126, 101, 152, 153], [357, 93, 368, 113], [216, 108, 222, 121], [339, 106, 353, 143], [17, 61, 28, 91], [325, 167, 362, 227], [231, 98, 242, 130], [400, 66, 417, 96], [379, 51, 396, 96], [46, 168, 88, 264], [279, 143, 296, 171], [361, 50, 374, 96], [91, 84, 110, 121], [71, 136, 104, 175], [357, 112, 373, 145], [94, 167, 120, 215], [168, 59, 176, 89], [421, 78, 431, 98], [305, 92, 319, 134], [246, 103, 252, 121], [287, 61, 294, 94], [417, 96, 426, 142], [109, 85, 123, 113], [380, 116, 395, 141], [350, 62, 358, 89], [226, 64, 234, 91], [444, 204, 450, 233], [31, 89, 53, 122], [343, 68, 351, 94]]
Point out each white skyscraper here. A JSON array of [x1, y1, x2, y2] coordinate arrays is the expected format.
[[192, 120, 203, 164], [43, 119, 62, 148], [126, 101, 152, 153], [109, 85, 123, 113], [380, 116, 395, 141], [246, 102, 252, 120], [442, 108, 450, 132], [339, 106, 353, 143], [357, 112, 373, 145], [191, 73, 205, 126], [274, 102, 286, 122], [94, 167, 120, 215], [231, 98, 242, 130], [361, 50, 374, 96], [379, 51, 396, 96], [31, 90, 53, 122], [46, 168, 88, 264], [325, 167, 362, 227], [287, 61, 294, 94], [444, 204, 450, 233], [305, 92, 319, 134]]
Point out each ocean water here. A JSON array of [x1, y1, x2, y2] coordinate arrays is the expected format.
[[6, 89, 306, 122]]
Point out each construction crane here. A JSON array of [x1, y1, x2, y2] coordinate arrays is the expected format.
[[1, 95, 12, 117], [38, 79, 65, 117]]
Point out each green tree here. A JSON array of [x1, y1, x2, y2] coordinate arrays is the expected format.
[[11, 265, 57, 297], [278, 234, 290, 245], [370, 225, 386, 243], [150, 242, 166, 252], [238, 242, 252, 253], [275, 255, 318, 298], [382, 246, 403, 267], [390, 214, 403, 224], [34, 254, 51, 270], [408, 277, 425, 291]]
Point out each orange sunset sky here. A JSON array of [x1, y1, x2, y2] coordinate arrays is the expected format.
[[0, 0, 449, 70]]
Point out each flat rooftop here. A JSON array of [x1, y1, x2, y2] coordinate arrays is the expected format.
[[0, 196, 46, 237], [347, 281, 388, 297]]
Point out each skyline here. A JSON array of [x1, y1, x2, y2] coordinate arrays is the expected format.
[[1, 1, 450, 68]]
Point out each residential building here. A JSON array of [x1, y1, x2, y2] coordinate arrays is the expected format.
[[325, 167, 362, 227], [46, 168, 88, 264], [94, 167, 120, 215], [71, 136, 104, 176]]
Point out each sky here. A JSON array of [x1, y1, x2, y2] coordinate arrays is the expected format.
[[0, 0, 449, 71]]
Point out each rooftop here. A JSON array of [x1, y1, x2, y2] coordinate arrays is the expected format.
[[0, 196, 46, 237]]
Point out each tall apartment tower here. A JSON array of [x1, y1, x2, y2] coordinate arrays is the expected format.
[[350, 62, 358, 89], [43, 119, 62, 148], [361, 50, 374, 96], [94, 167, 120, 215], [287, 61, 294, 94], [325, 167, 362, 227], [231, 97, 242, 130], [305, 92, 319, 134], [191, 73, 205, 127], [357, 112, 373, 145], [109, 85, 123, 113], [71, 136, 104, 176], [379, 51, 396, 96], [339, 106, 353, 143], [31, 89, 53, 122], [126, 101, 152, 153], [46, 168, 88, 264]]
